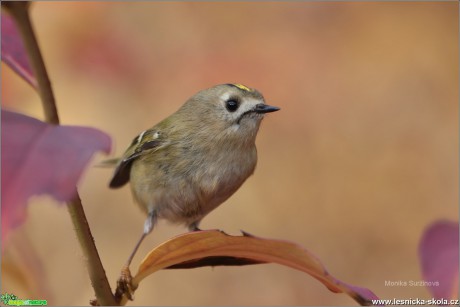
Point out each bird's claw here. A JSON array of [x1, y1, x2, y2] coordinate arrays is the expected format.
[[115, 266, 135, 302]]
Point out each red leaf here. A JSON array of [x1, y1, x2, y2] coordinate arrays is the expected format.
[[1, 109, 111, 244], [125, 230, 379, 306], [1, 10, 37, 88], [419, 220, 459, 300]]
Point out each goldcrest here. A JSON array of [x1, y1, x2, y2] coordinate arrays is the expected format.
[[108, 83, 279, 265]]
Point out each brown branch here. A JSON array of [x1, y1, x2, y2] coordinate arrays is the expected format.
[[3, 2, 58, 124], [67, 195, 116, 305], [4, 3, 116, 305]]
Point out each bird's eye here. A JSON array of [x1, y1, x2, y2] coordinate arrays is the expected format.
[[225, 98, 240, 112]]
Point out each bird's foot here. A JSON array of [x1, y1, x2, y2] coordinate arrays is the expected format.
[[115, 265, 135, 302]]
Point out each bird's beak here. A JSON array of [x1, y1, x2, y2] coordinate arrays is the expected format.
[[254, 104, 280, 114]]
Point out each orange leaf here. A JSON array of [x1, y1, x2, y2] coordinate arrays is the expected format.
[[133, 230, 379, 306]]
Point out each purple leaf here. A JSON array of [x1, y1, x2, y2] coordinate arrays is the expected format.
[[1, 10, 37, 88], [1, 109, 111, 244], [419, 220, 459, 300]]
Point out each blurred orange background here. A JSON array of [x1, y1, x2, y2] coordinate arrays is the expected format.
[[1, 2, 458, 306]]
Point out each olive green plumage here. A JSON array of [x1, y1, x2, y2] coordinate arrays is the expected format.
[[109, 83, 279, 232]]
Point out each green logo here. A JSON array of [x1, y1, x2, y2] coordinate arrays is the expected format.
[[1, 293, 47, 306], [1, 294, 17, 305]]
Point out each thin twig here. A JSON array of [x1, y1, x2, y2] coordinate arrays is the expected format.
[[3, 2, 58, 124], [4, 3, 117, 305], [67, 194, 117, 305]]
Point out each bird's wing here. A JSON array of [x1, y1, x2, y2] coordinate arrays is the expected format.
[[109, 129, 165, 188]]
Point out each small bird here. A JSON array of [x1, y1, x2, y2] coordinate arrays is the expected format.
[[109, 83, 279, 266]]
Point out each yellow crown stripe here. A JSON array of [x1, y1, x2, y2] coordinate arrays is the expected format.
[[232, 84, 253, 92]]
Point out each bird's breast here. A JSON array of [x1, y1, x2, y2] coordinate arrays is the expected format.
[[130, 141, 257, 225]]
